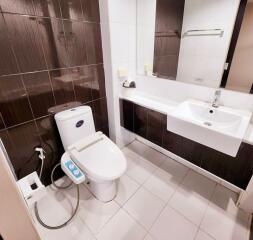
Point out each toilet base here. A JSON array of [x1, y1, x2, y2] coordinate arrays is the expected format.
[[88, 179, 116, 202]]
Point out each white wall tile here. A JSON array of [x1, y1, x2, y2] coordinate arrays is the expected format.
[[108, 0, 136, 25]]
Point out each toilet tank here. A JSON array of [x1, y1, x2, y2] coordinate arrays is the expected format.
[[54, 106, 96, 150]]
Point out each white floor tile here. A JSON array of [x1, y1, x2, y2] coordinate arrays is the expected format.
[[125, 140, 166, 167], [150, 205, 198, 240], [169, 171, 216, 225], [169, 187, 210, 226], [143, 168, 179, 202], [123, 187, 165, 230], [159, 157, 189, 182], [125, 152, 157, 184], [31, 184, 91, 226], [77, 196, 120, 235], [127, 140, 149, 156], [200, 204, 249, 240], [35, 216, 95, 240], [182, 171, 217, 199], [96, 209, 147, 240], [31, 142, 252, 240], [210, 184, 250, 222], [144, 234, 155, 240], [115, 174, 140, 206], [195, 230, 215, 240]]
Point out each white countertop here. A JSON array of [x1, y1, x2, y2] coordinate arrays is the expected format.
[[120, 90, 253, 146]]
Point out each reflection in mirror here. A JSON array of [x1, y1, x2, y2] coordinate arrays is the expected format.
[[137, 0, 253, 93], [223, 0, 253, 94], [153, 0, 185, 79]]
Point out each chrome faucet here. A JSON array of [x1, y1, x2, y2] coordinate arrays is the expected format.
[[212, 90, 221, 108]]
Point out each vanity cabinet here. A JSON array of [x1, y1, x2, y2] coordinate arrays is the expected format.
[[120, 99, 253, 189]]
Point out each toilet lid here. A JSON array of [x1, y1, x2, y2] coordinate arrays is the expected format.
[[62, 135, 127, 181]]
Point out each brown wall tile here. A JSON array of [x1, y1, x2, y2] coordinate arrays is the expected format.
[[85, 23, 103, 64], [82, 0, 100, 22], [37, 17, 69, 69], [0, 121, 41, 179], [49, 68, 75, 105], [0, 13, 19, 76], [0, 113, 6, 130], [0, 75, 33, 127], [91, 98, 108, 133], [0, 1, 108, 186], [22, 71, 55, 118], [36, 115, 65, 184], [33, 0, 61, 18], [60, 0, 83, 20], [153, 0, 185, 79], [0, 0, 35, 15], [63, 20, 88, 66], [72, 66, 92, 103], [90, 64, 106, 100], [4, 14, 47, 72]]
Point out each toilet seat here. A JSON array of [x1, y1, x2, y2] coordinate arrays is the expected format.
[[61, 134, 127, 181]]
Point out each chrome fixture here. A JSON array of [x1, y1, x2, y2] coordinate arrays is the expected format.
[[212, 90, 221, 108], [122, 80, 136, 88], [183, 29, 224, 38]]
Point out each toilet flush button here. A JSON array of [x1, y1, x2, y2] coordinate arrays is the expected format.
[[69, 164, 75, 170], [73, 170, 80, 176]]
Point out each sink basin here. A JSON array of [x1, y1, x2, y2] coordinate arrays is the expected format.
[[167, 99, 252, 156]]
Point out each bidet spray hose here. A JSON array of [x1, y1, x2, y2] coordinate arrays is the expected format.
[[34, 162, 80, 230]]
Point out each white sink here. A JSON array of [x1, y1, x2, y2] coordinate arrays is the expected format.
[[167, 99, 252, 156]]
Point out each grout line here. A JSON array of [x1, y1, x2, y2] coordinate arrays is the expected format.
[[0, 97, 107, 132], [193, 229, 216, 240], [140, 169, 192, 237], [1, 11, 101, 24], [77, 181, 122, 237], [32, 17, 57, 107], [196, 182, 218, 240], [0, 63, 104, 78], [123, 144, 193, 234], [0, 112, 7, 130], [120, 207, 149, 238]]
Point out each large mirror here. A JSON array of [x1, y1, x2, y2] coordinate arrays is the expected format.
[[137, 0, 253, 94]]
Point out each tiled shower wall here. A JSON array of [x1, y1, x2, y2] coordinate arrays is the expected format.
[[0, 0, 108, 185]]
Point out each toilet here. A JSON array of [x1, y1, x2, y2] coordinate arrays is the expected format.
[[54, 106, 127, 202]]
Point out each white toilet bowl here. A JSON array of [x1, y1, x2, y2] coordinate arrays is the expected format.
[[61, 134, 127, 202]]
